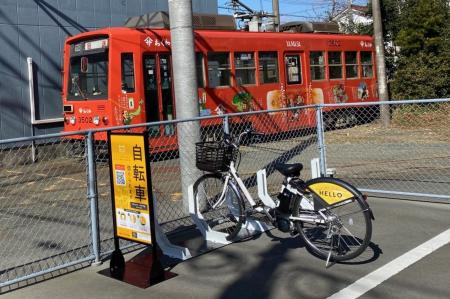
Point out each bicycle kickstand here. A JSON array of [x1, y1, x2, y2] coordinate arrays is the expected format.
[[325, 224, 335, 268]]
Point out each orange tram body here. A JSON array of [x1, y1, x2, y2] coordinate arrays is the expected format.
[[62, 27, 378, 151]]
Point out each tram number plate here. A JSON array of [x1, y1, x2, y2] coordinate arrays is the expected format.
[[79, 116, 93, 123]]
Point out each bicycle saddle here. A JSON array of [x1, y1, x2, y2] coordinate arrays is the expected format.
[[274, 163, 303, 177]]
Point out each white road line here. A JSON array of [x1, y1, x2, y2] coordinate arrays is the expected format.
[[328, 228, 450, 299]]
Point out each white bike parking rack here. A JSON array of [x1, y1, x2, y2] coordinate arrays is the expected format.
[[188, 169, 276, 245], [257, 169, 277, 209], [240, 218, 271, 234], [237, 169, 275, 233], [311, 158, 321, 179], [153, 196, 192, 260], [311, 157, 336, 178], [188, 184, 231, 245]]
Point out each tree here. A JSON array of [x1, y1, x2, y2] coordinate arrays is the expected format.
[[324, 0, 449, 99], [390, 0, 450, 99], [324, 0, 348, 21]]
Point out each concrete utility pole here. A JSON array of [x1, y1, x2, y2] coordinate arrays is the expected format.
[[272, 0, 280, 31], [168, 0, 201, 212], [372, 0, 390, 127], [348, 0, 353, 28]]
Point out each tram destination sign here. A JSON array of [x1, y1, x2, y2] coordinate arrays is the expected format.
[[108, 133, 154, 245]]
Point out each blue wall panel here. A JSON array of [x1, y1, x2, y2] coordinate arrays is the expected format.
[[156, 0, 169, 12], [126, 0, 142, 18], [94, 1, 112, 28], [39, 26, 62, 120], [0, 0, 18, 25], [76, 1, 96, 28], [58, 0, 78, 27], [142, 0, 158, 13], [0, 0, 217, 139], [17, 0, 38, 26], [0, 74, 24, 139], [110, 0, 127, 27], [37, 0, 61, 27], [0, 23, 22, 139]]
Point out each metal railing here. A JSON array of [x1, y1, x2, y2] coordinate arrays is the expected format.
[[0, 98, 449, 290]]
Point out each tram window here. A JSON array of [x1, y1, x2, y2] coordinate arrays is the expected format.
[[285, 55, 302, 84], [328, 51, 343, 79], [310, 51, 325, 80], [68, 52, 108, 100], [207, 52, 230, 87], [121, 53, 135, 93], [259, 52, 279, 84], [345, 51, 359, 79], [234, 52, 256, 85], [195, 53, 205, 88], [361, 51, 373, 78]]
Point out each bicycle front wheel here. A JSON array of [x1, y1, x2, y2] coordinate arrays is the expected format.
[[193, 173, 245, 241], [294, 179, 372, 262]]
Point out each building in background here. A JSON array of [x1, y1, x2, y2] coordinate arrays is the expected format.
[[332, 4, 372, 33], [0, 0, 217, 140]]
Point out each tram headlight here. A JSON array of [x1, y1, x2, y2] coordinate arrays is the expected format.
[[102, 116, 109, 125], [69, 116, 76, 125], [64, 116, 70, 124], [93, 116, 100, 125]]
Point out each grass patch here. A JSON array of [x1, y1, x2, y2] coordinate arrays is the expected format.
[[391, 103, 450, 128]]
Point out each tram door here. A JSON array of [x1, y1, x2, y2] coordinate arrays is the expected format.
[[283, 52, 309, 128], [143, 54, 175, 137]]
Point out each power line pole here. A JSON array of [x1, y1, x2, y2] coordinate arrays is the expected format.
[[272, 0, 280, 31], [168, 0, 201, 212], [372, 0, 390, 127]]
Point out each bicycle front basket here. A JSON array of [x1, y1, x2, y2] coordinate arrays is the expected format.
[[195, 141, 234, 172]]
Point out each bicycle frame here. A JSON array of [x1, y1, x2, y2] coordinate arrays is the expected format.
[[221, 161, 321, 225], [210, 161, 258, 210], [227, 161, 259, 207]]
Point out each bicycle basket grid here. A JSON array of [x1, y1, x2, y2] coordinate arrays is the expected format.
[[195, 141, 236, 172]]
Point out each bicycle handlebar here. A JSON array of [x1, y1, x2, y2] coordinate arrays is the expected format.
[[225, 128, 264, 148]]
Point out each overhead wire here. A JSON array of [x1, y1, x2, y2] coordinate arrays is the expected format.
[[219, 0, 362, 22]]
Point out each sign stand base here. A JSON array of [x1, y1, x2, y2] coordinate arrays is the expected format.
[[102, 247, 176, 288], [106, 132, 176, 287]]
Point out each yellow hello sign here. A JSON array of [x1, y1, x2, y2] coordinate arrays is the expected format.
[[308, 182, 354, 205], [109, 133, 152, 244]]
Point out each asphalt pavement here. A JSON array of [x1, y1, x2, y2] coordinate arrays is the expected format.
[[2, 196, 449, 299]]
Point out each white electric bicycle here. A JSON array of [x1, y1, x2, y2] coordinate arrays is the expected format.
[[193, 129, 374, 262]]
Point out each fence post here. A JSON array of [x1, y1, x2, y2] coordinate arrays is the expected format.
[[223, 115, 230, 134], [315, 105, 327, 176], [86, 131, 101, 265]]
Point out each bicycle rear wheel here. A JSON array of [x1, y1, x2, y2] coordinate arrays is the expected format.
[[193, 173, 245, 240], [293, 179, 372, 262]]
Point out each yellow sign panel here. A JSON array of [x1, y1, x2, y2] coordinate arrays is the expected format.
[[308, 182, 354, 205], [110, 134, 151, 244]]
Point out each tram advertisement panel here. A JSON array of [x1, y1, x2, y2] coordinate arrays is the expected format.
[[108, 133, 153, 244]]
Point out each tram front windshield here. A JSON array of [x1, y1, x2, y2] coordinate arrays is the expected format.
[[68, 44, 109, 100]]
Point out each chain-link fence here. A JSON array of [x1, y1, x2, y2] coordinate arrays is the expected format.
[[1, 99, 449, 290], [323, 99, 450, 200], [0, 135, 92, 290], [93, 107, 320, 257]]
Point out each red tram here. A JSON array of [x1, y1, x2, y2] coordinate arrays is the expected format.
[[62, 19, 378, 150]]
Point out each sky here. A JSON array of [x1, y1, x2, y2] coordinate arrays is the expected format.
[[218, 0, 369, 23]]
